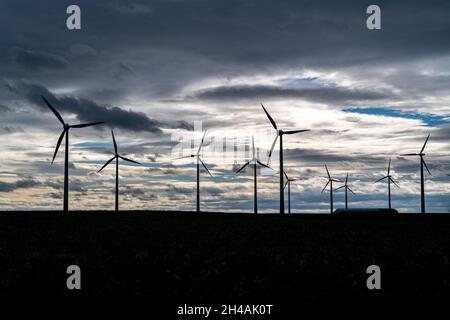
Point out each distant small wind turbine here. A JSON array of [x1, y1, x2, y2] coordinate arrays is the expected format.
[[322, 165, 341, 214], [261, 103, 310, 214], [174, 131, 213, 212], [283, 170, 298, 214], [41, 95, 105, 212], [335, 173, 355, 209], [235, 136, 271, 214], [400, 134, 431, 214], [98, 130, 141, 211], [375, 158, 399, 209]]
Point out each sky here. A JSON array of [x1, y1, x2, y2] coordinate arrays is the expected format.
[[1, 0, 450, 213]]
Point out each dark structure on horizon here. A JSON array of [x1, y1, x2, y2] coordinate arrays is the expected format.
[[41, 95, 104, 212], [98, 130, 141, 211], [261, 103, 310, 214]]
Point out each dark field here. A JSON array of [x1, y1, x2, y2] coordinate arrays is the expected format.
[[0, 212, 449, 312]]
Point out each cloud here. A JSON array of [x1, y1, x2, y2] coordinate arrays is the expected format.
[[112, 2, 153, 15], [7, 81, 164, 133], [0, 104, 11, 113], [0, 178, 41, 192], [190, 85, 393, 104], [12, 48, 69, 70]]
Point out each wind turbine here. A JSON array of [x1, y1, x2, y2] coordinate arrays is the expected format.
[[41, 95, 104, 212], [261, 103, 310, 214], [321, 165, 341, 214], [174, 131, 213, 212], [283, 170, 298, 214], [375, 158, 399, 209], [335, 173, 355, 209], [98, 130, 141, 211], [400, 134, 431, 214], [235, 136, 271, 214]]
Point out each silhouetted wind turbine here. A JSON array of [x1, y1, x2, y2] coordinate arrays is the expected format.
[[335, 173, 355, 209], [261, 103, 310, 214], [401, 134, 431, 214], [322, 165, 341, 214], [235, 136, 271, 214], [283, 170, 298, 214], [41, 95, 104, 212], [174, 131, 212, 212], [375, 158, 399, 209], [98, 130, 141, 211]]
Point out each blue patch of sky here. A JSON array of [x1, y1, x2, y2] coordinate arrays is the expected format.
[[277, 76, 319, 87], [343, 107, 450, 126]]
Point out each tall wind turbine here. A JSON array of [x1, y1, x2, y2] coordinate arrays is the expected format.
[[41, 95, 104, 212], [98, 130, 141, 211], [261, 103, 310, 214], [401, 134, 431, 214], [335, 173, 355, 209], [375, 158, 399, 209], [235, 136, 271, 214], [321, 165, 341, 214], [283, 170, 298, 214], [174, 131, 213, 212]]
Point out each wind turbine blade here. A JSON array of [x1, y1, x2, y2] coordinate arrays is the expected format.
[[98, 156, 116, 173], [375, 176, 388, 183], [321, 180, 330, 193], [200, 158, 213, 177], [283, 181, 288, 190], [119, 155, 141, 165], [345, 173, 348, 185], [325, 165, 330, 179], [400, 153, 420, 156], [422, 158, 431, 175], [256, 160, 271, 169], [331, 179, 342, 182], [236, 161, 250, 174], [390, 177, 400, 188], [388, 158, 391, 175], [283, 170, 289, 180], [348, 187, 356, 195], [335, 185, 345, 191], [71, 121, 105, 128], [172, 155, 194, 160], [261, 103, 277, 130], [197, 130, 207, 155], [111, 130, 118, 154], [41, 95, 64, 125], [283, 129, 310, 135], [51, 130, 66, 164], [420, 133, 430, 153], [268, 135, 278, 158]]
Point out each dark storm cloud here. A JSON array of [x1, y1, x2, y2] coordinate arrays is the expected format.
[[12, 48, 69, 70], [191, 85, 392, 104], [0, 104, 11, 113], [284, 148, 383, 164], [7, 81, 163, 133], [0, 178, 41, 192], [1, 0, 450, 102]]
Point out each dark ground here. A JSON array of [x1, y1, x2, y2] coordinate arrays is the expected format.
[[0, 211, 449, 315]]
